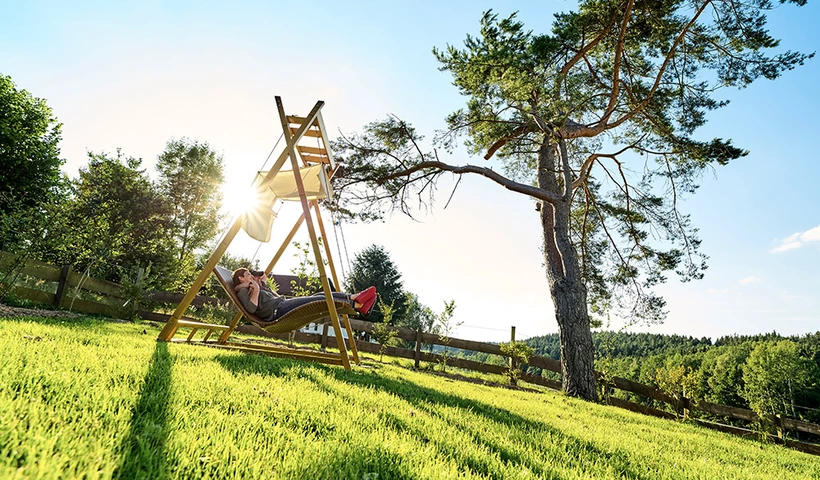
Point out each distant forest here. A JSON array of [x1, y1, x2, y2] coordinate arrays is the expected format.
[[521, 331, 820, 426]]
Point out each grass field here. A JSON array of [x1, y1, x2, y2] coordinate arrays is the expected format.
[[1, 316, 818, 479]]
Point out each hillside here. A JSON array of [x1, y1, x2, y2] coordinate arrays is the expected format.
[[2, 316, 819, 479]]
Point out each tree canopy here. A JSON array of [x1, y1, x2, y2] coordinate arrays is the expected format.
[[156, 138, 225, 289], [0, 74, 65, 251], [344, 244, 408, 324]]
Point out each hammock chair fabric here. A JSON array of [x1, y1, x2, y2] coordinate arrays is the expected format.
[[242, 165, 333, 242], [213, 265, 357, 334]]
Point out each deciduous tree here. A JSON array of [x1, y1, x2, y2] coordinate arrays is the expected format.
[[156, 138, 224, 288], [0, 74, 65, 251]]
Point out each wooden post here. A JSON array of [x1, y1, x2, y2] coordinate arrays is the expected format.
[[133, 267, 144, 313], [54, 264, 71, 307], [414, 329, 422, 369], [157, 218, 244, 341], [509, 326, 516, 369], [321, 322, 329, 351], [311, 199, 360, 365], [218, 311, 244, 344], [264, 213, 306, 273], [775, 414, 785, 440]]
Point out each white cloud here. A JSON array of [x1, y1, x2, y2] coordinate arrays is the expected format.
[[771, 224, 820, 253], [801, 225, 820, 242], [739, 276, 762, 285]]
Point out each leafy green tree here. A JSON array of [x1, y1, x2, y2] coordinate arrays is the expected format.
[[344, 244, 407, 323], [433, 300, 459, 372], [0, 74, 66, 251], [44, 150, 175, 286], [500, 340, 535, 386], [743, 340, 819, 419], [399, 292, 437, 333], [333, 3, 811, 400], [156, 138, 224, 288], [703, 344, 751, 407], [289, 240, 324, 296], [371, 301, 400, 362]]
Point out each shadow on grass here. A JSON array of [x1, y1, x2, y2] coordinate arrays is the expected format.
[[114, 341, 174, 480], [215, 354, 649, 479]]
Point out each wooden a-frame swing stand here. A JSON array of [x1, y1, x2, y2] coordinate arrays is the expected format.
[[157, 97, 360, 370]]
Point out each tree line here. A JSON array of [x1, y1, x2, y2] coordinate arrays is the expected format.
[[1, 73, 226, 295], [525, 330, 820, 425]]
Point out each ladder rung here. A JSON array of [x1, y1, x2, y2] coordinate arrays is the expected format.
[[300, 153, 330, 164], [287, 115, 317, 126], [297, 145, 328, 156], [290, 127, 323, 138]]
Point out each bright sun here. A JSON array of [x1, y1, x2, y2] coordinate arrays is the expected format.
[[220, 180, 260, 217]]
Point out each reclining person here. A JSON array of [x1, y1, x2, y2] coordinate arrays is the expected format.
[[232, 268, 376, 322]]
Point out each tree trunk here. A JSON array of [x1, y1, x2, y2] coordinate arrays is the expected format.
[[538, 141, 598, 401]]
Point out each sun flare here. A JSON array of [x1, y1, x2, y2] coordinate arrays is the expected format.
[[220, 180, 261, 217]]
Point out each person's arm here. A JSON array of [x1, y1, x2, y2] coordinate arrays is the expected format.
[[234, 279, 250, 292], [236, 285, 259, 314], [248, 280, 260, 306]]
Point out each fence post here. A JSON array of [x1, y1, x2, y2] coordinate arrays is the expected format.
[[133, 267, 144, 313], [509, 326, 516, 369], [775, 414, 784, 440], [321, 322, 329, 351], [414, 329, 422, 369], [54, 264, 71, 307]]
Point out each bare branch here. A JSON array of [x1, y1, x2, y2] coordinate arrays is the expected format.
[[378, 160, 563, 204], [600, 0, 634, 126], [484, 122, 538, 160]]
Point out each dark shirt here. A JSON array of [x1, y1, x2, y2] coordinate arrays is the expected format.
[[237, 287, 284, 322]]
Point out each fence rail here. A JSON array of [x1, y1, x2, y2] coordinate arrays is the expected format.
[[2, 251, 819, 456]]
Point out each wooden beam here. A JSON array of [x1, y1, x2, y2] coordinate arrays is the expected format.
[[314, 111, 336, 170], [286, 115, 317, 126], [297, 145, 328, 156], [218, 311, 244, 344], [157, 218, 244, 341], [176, 319, 230, 331], [299, 153, 331, 164], [311, 199, 359, 365], [277, 96, 351, 370], [265, 213, 306, 273], [289, 127, 322, 138]]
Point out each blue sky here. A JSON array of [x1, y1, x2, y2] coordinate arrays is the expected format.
[[2, 1, 818, 342]]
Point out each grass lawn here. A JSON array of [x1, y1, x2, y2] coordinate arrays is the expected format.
[[1, 315, 818, 479]]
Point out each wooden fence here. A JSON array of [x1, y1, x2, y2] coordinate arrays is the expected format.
[[2, 251, 819, 456]]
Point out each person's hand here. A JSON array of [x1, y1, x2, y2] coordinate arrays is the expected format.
[[248, 280, 259, 292]]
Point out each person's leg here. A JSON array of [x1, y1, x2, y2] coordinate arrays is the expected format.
[[274, 293, 354, 319]]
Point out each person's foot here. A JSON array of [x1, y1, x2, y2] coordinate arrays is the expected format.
[[352, 286, 377, 315]]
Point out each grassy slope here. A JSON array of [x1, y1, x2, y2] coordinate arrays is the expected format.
[[1, 317, 818, 480]]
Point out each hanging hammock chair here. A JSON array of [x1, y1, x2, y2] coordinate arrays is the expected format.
[[158, 97, 361, 369], [213, 265, 357, 334]]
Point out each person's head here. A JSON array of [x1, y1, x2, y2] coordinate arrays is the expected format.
[[232, 268, 251, 287]]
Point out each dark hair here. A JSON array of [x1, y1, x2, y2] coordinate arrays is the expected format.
[[232, 268, 249, 287]]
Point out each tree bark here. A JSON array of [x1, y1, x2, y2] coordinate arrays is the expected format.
[[538, 141, 598, 401]]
